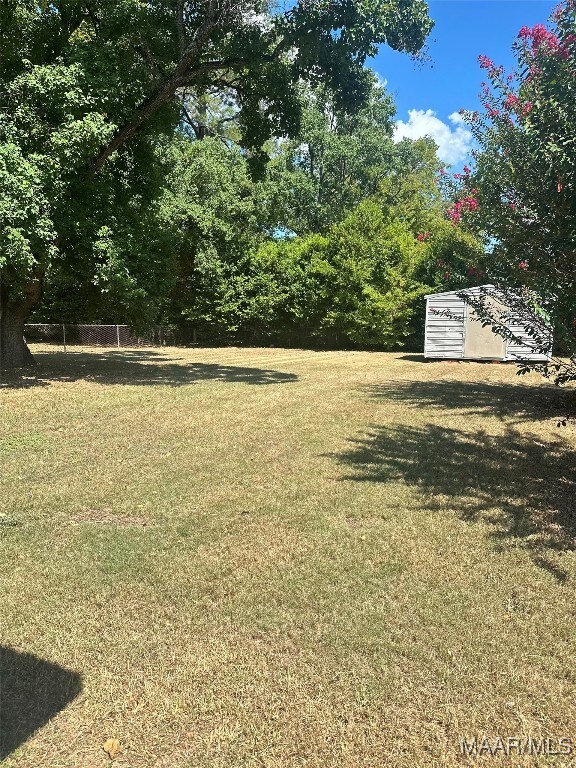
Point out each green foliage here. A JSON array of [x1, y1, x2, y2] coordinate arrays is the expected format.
[[2, 0, 433, 358], [260, 83, 457, 238], [0, 144, 56, 288], [163, 151, 483, 349], [158, 136, 265, 339], [318, 201, 430, 347], [147, 140, 297, 341], [136, 124, 483, 350], [263, 76, 397, 233]]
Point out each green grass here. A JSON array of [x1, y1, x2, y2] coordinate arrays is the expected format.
[[1, 346, 575, 768]]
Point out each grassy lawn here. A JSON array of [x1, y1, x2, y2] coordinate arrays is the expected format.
[[1, 346, 575, 768]]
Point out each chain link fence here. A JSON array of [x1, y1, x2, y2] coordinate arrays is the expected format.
[[24, 324, 178, 351], [24, 324, 360, 351]]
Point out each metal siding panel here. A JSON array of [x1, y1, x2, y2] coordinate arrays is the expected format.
[[424, 292, 465, 358], [425, 351, 464, 358], [505, 322, 553, 361]]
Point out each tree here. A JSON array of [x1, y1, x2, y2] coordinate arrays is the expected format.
[[159, 135, 265, 341], [173, 78, 444, 238], [167, 155, 483, 349], [149, 124, 483, 348], [34, 144, 179, 329], [263, 75, 396, 234], [455, 0, 576, 383], [0, 0, 433, 369]]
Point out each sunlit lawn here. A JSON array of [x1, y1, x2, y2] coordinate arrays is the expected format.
[[1, 346, 575, 767]]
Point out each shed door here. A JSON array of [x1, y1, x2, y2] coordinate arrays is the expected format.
[[464, 300, 505, 360]]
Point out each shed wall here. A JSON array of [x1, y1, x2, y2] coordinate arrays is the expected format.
[[504, 321, 553, 362], [424, 294, 465, 358], [424, 287, 553, 361]]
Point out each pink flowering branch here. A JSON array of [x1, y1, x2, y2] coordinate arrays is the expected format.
[[448, 192, 479, 223]]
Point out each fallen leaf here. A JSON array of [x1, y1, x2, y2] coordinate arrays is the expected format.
[[103, 738, 121, 759]]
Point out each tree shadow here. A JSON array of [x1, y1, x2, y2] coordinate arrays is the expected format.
[[396, 354, 430, 363], [396, 353, 519, 365], [333, 423, 576, 579], [362, 379, 569, 423], [0, 647, 82, 759], [0, 350, 299, 389]]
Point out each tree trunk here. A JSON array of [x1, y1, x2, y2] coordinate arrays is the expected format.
[[0, 273, 43, 370]]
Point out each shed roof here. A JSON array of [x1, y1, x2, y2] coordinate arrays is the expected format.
[[424, 284, 495, 300]]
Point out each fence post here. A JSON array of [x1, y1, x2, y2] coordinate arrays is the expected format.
[[62, 323, 67, 353], [116, 325, 121, 348]]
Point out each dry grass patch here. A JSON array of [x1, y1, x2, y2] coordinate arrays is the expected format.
[[69, 510, 153, 528], [1, 347, 575, 767]]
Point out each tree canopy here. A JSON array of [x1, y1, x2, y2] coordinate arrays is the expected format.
[[133, 133, 481, 349], [0, 0, 434, 368]]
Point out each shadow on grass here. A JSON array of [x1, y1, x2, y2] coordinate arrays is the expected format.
[[334, 422, 576, 580], [0, 350, 298, 389], [363, 379, 569, 423], [395, 354, 430, 363], [0, 647, 82, 759], [396, 353, 522, 364]]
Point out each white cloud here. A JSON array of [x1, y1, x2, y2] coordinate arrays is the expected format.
[[448, 110, 466, 125], [393, 109, 473, 166], [374, 73, 388, 90]]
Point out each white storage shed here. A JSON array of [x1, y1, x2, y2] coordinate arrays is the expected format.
[[424, 285, 552, 361]]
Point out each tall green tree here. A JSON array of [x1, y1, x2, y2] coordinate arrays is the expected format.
[[0, 0, 433, 369], [167, 156, 482, 348], [264, 76, 396, 233], [159, 136, 265, 340]]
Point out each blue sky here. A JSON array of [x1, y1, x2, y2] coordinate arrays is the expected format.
[[371, 0, 556, 167]]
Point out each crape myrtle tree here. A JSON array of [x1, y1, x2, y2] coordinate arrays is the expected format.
[[451, 0, 576, 384], [0, 0, 433, 369]]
